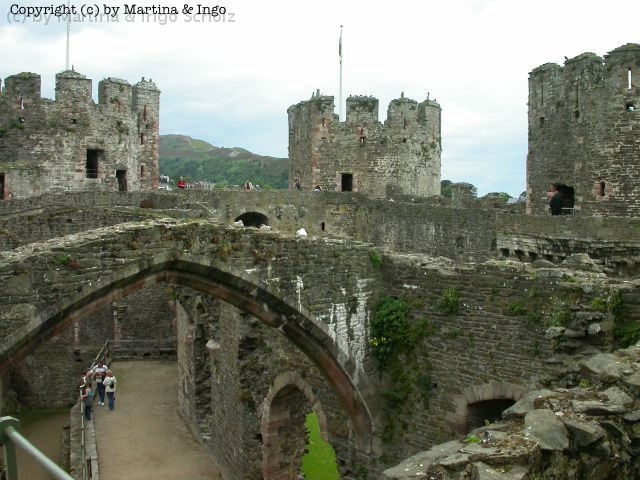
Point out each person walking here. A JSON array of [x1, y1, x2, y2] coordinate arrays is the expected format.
[[92, 360, 108, 406], [81, 386, 93, 421], [103, 370, 117, 411]]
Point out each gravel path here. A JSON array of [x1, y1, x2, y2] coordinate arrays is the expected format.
[[94, 360, 221, 480]]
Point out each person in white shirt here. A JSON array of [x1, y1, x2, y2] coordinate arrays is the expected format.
[[92, 361, 108, 405], [103, 370, 117, 411]]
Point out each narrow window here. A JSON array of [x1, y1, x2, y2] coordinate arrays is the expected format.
[[341, 173, 353, 192], [539, 117, 545, 127], [71, 118, 77, 125], [629, 67, 632, 90], [321, 222, 325, 231], [599, 181, 606, 197], [140, 165, 146, 178], [403, 118, 407, 129], [402, 138, 407, 143], [0, 173, 5, 200], [140, 133, 146, 145], [321, 137, 327, 142], [86, 149, 103, 179], [19, 97, 24, 110], [574, 110, 580, 119], [360, 137, 366, 144], [626, 101, 636, 112], [18, 117, 25, 124], [143, 105, 148, 121], [116, 169, 127, 192], [321, 118, 326, 127]]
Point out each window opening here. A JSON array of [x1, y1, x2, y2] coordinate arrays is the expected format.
[[341, 173, 353, 192], [539, 117, 545, 127], [0, 173, 5, 200], [86, 149, 103, 179], [143, 105, 148, 121], [321, 222, 325, 231], [140, 165, 146, 178], [629, 67, 632, 90], [140, 133, 146, 145], [116, 169, 127, 192]]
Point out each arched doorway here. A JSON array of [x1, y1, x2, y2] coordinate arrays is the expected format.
[[235, 212, 269, 228]]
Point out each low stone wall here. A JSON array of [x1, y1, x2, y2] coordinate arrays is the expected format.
[[383, 343, 640, 480]]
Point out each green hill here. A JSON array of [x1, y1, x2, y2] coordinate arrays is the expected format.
[[159, 134, 289, 188]]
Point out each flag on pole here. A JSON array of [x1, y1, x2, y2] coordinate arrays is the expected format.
[[339, 25, 343, 61]]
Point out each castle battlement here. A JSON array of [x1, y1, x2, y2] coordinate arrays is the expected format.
[[527, 43, 640, 217], [0, 70, 160, 200], [288, 90, 441, 198]]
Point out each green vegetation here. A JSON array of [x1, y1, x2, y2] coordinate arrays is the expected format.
[[544, 297, 572, 327], [578, 378, 590, 388], [302, 412, 339, 480], [509, 301, 528, 316], [369, 249, 382, 268], [437, 288, 460, 316], [159, 134, 288, 188], [370, 295, 434, 442], [440, 179, 453, 198], [465, 434, 481, 443], [54, 254, 72, 266]]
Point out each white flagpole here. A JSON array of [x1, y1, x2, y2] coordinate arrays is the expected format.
[[339, 25, 343, 120], [65, 0, 70, 70]]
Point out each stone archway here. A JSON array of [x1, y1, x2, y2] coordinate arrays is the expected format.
[[0, 259, 373, 451], [235, 211, 269, 227], [446, 381, 527, 433], [261, 372, 331, 480]]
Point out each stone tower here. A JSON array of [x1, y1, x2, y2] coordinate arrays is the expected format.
[[0, 70, 160, 199], [527, 43, 640, 216], [288, 92, 441, 198]]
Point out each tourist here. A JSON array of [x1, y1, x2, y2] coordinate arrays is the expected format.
[[313, 184, 322, 191], [243, 181, 253, 190], [92, 360, 108, 406], [294, 177, 302, 191], [177, 176, 186, 189], [548, 184, 563, 216], [81, 385, 93, 421], [103, 370, 117, 411]]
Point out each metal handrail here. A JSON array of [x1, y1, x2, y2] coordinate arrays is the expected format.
[[0, 416, 73, 480]]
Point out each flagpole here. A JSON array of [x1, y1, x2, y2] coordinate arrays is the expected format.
[[65, 0, 70, 70], [339, 25, 343, 121]]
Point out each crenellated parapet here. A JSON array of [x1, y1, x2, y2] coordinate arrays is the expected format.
[[288, 90, 441, 198], [0, 70, 160, 198]]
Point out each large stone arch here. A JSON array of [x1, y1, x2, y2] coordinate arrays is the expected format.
[[446, 381, 527, 433], [261, 371, 331, 479], [0, 257, 373, 451]]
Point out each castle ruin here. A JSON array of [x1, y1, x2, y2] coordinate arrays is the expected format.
[[288, 92, 441, 198], [0, 70, 160, 199], [527, 43, 640, 217]]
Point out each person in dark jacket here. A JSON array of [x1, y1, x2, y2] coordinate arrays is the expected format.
[[549, 184, 563, 215]]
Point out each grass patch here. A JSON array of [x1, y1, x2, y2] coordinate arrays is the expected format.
[[302, 412, 339, 480]]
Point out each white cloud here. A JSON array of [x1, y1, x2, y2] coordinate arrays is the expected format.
[[1, 0, 639, 196]]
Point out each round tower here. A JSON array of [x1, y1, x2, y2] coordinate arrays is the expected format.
[[133, 78, 161, 188]]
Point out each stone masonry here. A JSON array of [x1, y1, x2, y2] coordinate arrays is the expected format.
[[0, 70, 160, 199], [527, 44, 640, 217], [288, 93, 441, 198]]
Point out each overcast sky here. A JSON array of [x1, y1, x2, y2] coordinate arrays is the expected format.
[[1, 0, 638, 196]]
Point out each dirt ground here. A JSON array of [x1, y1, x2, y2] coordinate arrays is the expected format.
[[94, 360, 222, 480]]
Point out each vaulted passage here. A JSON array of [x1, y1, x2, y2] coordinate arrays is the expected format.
[[0, 259, 373, 453], [467, 399, 515, 432], [234, 211, 269, 227]]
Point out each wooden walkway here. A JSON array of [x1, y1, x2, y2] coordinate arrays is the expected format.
[[93, 360, 221, 480]]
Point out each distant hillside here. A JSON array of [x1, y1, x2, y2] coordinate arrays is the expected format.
[[159, 134, 288, 188]]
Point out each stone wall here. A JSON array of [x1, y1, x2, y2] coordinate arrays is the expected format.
[[288, 94, 441, 198], [0, 71, 159, 199], [527, 43, 640, 217]]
